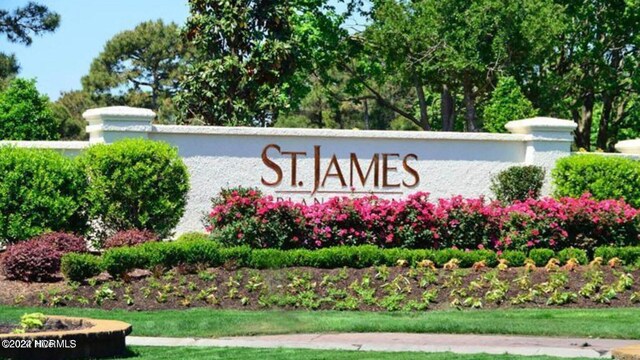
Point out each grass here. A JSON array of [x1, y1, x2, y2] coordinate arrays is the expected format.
[[120, 347, 590, 360], [2, 306, 640, 339]]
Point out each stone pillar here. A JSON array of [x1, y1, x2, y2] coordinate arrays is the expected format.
[[505, 117, 577, 194], [83, 106, 155, 144]]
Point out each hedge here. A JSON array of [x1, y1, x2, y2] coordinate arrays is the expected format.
[[61, 241, 640, 281], [553, 154, 640, 208]]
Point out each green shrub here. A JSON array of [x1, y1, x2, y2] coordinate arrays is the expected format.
[[61, 253, 103, 282], [553, 155, 640, 207], [490, 165, 545, 203], [0, 147, 87, 245], [94, 241, 499, 279], [176, 232, 210, 242], [594, 246, 640, 265], [499, 250, 527, 267], [557, 248, 588, 265], [78, 139, 189, 245], [529, 248, 555, 266]]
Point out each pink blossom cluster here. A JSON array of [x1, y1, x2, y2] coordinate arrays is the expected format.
[[206, 189, 640, 251]]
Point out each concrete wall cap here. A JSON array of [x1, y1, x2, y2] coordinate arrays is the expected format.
[[83, 106, 156, 120], [153, 125, 529, 142], [505, 117, 577, 134]]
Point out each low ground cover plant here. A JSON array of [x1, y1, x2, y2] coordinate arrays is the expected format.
[[25, 258, 640, 312], [207, 189, 640, 252]]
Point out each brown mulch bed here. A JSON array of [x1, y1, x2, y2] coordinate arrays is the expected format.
[[2, 265, 640, 311]]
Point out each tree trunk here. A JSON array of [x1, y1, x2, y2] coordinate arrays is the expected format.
[[414, 76, 431, 130], [363, 99, 370, 130], [441, 85, 455, 131], [597, 94, 613, 151], [463, 79, 479, 132], [575, 92, 594, 150]]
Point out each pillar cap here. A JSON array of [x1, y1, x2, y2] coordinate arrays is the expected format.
[[83, 106, 156, 121], [505, 117, 576, 134], [615, 139, 640, 155]]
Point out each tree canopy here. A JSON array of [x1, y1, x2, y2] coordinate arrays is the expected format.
[[82, 20, 187, 118], [0, 2, 59, 82]]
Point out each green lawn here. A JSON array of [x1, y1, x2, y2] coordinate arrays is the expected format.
[[2, 306, 640, 339], [121, 347, 590, 360]]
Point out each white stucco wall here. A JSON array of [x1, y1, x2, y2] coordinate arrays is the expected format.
[[149, 126, 536, 233], [1, 107, 579, 236]]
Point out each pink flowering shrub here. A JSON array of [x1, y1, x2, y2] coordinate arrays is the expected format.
[[206, 188, 640, 252]]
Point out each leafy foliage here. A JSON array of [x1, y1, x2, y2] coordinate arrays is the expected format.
[[1, 239, 61, 282], [0, 147, 87, 245], [0, 2, 59, 84], [176, 0, 344, 126], [0, 78, 58, 140], [104, 229, 158, 249], [0, 2, 60, 45], [78, 139, 189, 244], [33, 232, 87, 254], [553, 155, 640, 207], [483, 77, 537, 133], [208, 188, 640, 252], [490, 165, 545, 204], [61, 253, 103, 282]]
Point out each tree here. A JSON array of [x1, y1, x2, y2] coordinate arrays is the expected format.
[[50, 90, 96, 140], [176, 0, 346, 126], [0, 53, 19, 83], [0, 2, 60, 81], [0, 78, 58, 140], [82, 20, 187, 113], [534, 0, 640, 151], [346, 0, 563, 132], [483, 76, 537, 133]]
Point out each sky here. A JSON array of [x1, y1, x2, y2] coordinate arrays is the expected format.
[[2, 0, 191, 100]]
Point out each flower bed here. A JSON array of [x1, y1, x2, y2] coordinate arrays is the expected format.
[[9, 264, 640, 312], [207, 189, 640, 252]]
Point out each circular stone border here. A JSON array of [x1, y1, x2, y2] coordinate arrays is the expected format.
[[613, 345, 640, 360], [0, 315, 132, 360]]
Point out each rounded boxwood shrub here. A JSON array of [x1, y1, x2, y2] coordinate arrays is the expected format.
[[529, 248, 555, 266], [2, 240, 61, 282], [490, 165, 545, 203], [78, 139, 189, 245], [104, 229, 158, 249], [0, 147, 87, 245], [61, 253, 103, 282], [553, 155, 640, 207]]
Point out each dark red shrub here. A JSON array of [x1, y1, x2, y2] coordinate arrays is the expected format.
[[2, 240, 61, 282], [104, 229, 158, 249], [33, 232, 87, 253]]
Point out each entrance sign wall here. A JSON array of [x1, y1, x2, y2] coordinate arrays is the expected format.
[[2, 107, 578, 235]]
